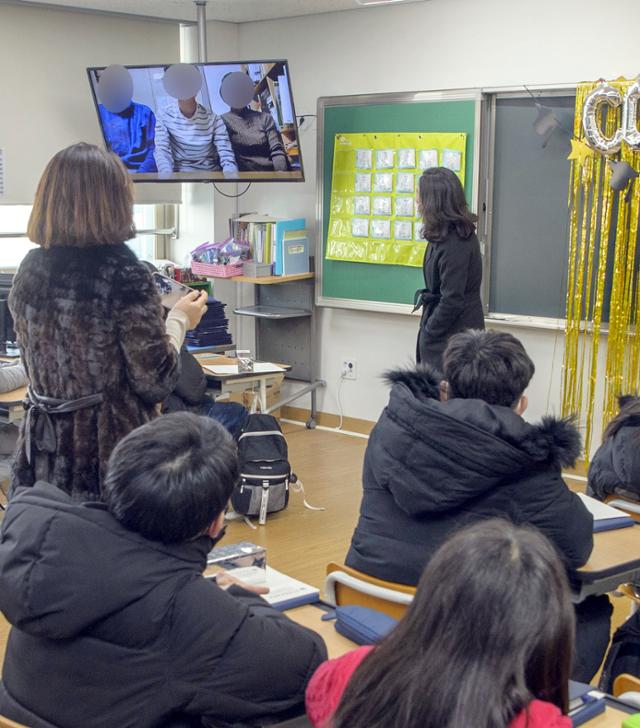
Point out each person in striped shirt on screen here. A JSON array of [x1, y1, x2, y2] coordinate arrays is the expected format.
[[154, 96, 238, 175]]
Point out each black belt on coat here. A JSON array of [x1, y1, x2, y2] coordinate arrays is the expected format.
[[412, 288, 441, 313], [24, 387, 104, 465]]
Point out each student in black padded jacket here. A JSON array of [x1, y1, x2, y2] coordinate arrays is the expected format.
[[0, 413, 326, 728], [588, 395, 640, 501], [346, 329, 611, 683], [414, 167, 484, 371], [163, 344, 249, 439]]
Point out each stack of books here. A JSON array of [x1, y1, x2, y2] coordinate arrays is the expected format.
[[230, 215, 276, 267], [230, 215, 309, 276], [185, 298, 233, 349]]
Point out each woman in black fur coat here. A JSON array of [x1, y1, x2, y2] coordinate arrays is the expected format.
[[9, 143, 207, 501]]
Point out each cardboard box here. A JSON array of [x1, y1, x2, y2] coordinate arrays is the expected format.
[[223, 377, 283, 419]]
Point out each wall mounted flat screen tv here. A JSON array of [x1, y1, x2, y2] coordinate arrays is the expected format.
[[87, 60, 304, 183]]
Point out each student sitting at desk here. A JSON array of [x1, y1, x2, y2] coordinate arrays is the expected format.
[[307, 520, 574, 728], [140, 262, 249, 438], [588, 395, 640, 501], [345, 329, 611, 681], [0, 413, 326, 728], [163, 344, 249, 438]]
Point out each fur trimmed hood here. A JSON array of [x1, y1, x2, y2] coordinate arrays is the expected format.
[[346, 366, 593, 585], [383, 365, 582, 470]]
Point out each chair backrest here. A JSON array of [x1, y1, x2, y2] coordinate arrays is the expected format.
[[0, 613, 9, 675], [0, 716, 29, 728], [614, 672, 640, 697], [605, 495, 640, 523], [324, 562, 415, 621]]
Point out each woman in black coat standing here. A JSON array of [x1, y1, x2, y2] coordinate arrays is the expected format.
[[414, 167, 484, 370]]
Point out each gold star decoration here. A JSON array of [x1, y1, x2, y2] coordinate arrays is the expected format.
[[568, 138, 597, 166]]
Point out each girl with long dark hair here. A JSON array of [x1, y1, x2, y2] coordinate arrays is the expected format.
[[306, 520, 574, 728], [588, 394, 640, 500], [414, 166, 484, 370]]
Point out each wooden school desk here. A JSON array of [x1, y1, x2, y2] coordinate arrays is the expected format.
[[0, 386, 25, 425], [572, 525, 640, 601], [196, 353, 291, 414], [286, 604, 355, 659], [285, 606, 636, 726]]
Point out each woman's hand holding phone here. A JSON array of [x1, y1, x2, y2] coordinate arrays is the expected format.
[[173, 290, 208, 330]]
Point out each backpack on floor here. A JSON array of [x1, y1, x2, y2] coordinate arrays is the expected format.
[[232, 413, 292, 525], [599, 607, 640, 693]]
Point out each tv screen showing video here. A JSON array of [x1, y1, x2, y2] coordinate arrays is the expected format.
[[87, 60, 304, 183]]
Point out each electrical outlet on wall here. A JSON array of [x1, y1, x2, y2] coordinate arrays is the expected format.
[[342, 359, 357, 380]]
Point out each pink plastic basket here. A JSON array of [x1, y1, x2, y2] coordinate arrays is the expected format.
[[191, 261, 244, 278]]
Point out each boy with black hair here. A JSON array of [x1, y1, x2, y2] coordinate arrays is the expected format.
[[0, 413, 326, 728], [346, 328, 611, 682]]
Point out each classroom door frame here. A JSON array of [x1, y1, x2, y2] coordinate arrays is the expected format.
[[315, 88, 484, 314]]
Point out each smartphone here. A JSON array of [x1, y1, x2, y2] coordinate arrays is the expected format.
[[152, 272, 193, 308]]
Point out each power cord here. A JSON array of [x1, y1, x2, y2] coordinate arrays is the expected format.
[[335, 373, 346, 430], [212, 182, 252, 198], [298, 114, 317, 130]]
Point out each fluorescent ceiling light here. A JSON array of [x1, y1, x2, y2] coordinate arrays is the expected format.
[[356, 0, 412, 6]]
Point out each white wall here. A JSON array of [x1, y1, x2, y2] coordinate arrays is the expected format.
[[0, 3, 181, 204], [175, 0, 637, 446], [176, 22, 256, 348]]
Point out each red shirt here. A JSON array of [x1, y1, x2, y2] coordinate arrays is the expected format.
[[305, 646, 571, 728]]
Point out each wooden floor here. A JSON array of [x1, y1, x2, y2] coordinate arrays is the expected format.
[[225, 422, 367, 590], [0, 423, 635, 685]]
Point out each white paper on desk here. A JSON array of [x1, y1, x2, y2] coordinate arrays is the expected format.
[[577, 493, 635, 523], [222, 566, 319, 608], [204, 363, 285, 375]]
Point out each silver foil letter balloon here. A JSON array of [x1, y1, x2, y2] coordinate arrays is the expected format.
[[623, 78, 640, 149], [582, 83, 624, 154]]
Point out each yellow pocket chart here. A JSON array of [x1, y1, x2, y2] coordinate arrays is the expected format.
[[326, 131, 467, 267]]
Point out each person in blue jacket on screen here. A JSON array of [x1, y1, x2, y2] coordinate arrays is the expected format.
[[96, 65, 157, 173]]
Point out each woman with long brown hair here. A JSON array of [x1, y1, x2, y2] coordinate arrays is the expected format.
[[306, 520, 574, 728], [414, 167, 484, 370], [9, 142, 207, 500]]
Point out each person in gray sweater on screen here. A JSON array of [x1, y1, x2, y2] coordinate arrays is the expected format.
[[220, 71, 288, 173]]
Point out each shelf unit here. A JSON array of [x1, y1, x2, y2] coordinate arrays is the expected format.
[[206, 273, 324, 427]]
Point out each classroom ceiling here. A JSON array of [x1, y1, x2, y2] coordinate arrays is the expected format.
[[8, 0, 427, 23]]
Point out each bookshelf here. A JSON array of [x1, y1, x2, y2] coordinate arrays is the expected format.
[[202, 272, 323, 428], [215, 273, 314, 286]]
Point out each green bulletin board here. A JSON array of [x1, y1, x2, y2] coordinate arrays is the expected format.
[[326, 131, 466, 267], [317, 93, 480, 311]]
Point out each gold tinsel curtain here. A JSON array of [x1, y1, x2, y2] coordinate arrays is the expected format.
[[562, 78, 640, 457]]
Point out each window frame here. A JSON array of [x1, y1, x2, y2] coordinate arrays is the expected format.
[[0, 203, 178, 267]]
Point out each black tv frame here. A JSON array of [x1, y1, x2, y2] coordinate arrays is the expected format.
[[86, 59, 305, 184]]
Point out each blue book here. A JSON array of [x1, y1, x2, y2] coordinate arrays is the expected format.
[[568, 681, 606, 726], [274, 218, 305, 276], [282, 232, 309, 276], [211, 565, 319, 611]]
